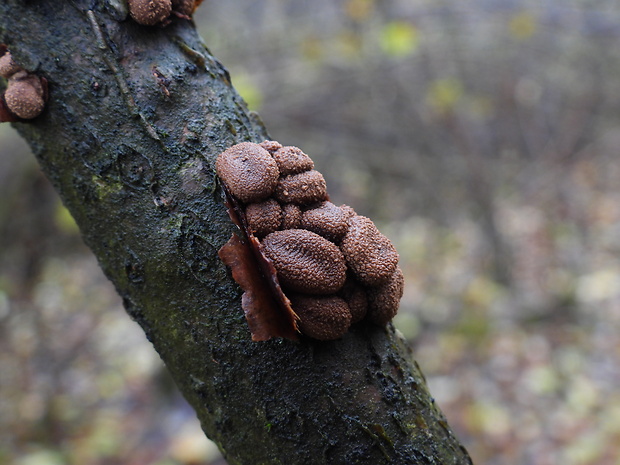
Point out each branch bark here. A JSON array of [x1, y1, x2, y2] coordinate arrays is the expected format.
[[0, 1, 473, 464]]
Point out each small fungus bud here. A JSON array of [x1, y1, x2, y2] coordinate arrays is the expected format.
[[366, 267, 404, 326], [261, 229, 347, 295], [4, 73, 45, 120], [340, 215, 399, 286], [245, 199, 282, 238], [290, 294, 352, 340], [272, 146, 314, 176], [0, 51, 21, 79], [275, 170, 328, 206], [216, 142, 280, 203], [259, 140, 283, 154], [281, 203, 302, 229], [301, 201, 349, 243], [128, 0, 172, 26]]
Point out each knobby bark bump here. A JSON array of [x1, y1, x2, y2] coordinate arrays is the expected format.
[[0, 1, 473, 463]]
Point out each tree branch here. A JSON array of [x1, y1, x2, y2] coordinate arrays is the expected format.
[[0, 1, 472, 463]]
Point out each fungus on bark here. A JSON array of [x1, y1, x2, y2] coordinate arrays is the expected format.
[[128, 0, 172, 26], [216, 142, 280, 204], [3, 72, 46, 120], [274, 170, 328, 205], [0, 51, 21, 79], [340, 215, 399, 286], [261, 229, 347, 295], [366, 267, 405, 326], [215, 140, 404, 341], [272, 146, 314, 176], [290, 295, 352, 341], [301, 201, 349, 243], [245, 199, 282, 238]]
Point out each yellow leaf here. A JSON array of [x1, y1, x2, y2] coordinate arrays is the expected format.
[[380, 21, 419, 57], [337, 31, 363, 59], [300, 35, 323, 61], [510, 11, 537, 40], [426, 78, 463, 113], [345, 0, 374, 22]]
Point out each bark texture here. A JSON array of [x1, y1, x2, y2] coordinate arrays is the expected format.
[[0, 1, 473, 464]]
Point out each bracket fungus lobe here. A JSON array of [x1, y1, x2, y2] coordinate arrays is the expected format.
[[261, 229, 347, 295], [340, 215, 399, 286], [215, 141, 404, 341], [216, 142, 279, 203]]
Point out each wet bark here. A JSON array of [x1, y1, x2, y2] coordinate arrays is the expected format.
[[0, 1, 473, 464]]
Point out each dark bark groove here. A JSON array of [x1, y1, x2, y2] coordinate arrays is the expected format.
[[0, 1, 473, 463]]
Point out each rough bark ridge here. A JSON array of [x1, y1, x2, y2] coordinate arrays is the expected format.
[[0, 1, 472, 464]]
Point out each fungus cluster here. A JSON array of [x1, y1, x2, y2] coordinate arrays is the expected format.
[[128, 0, 203, 26], [0, 47, 47, 122], [217, 141, 404, 341]]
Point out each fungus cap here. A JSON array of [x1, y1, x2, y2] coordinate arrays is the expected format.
[[340, 215, 399, 286], [260, 229, 347, 295], [216, 142, 280, 203], [272, 146, 314, 176], [4, 75, 45, 120], [245, 199, 282, 238], [290, 294, 352, 340], [0, 52, 21, 79], [128, 0, 172, 25], [274, 170, 328, 206], [301, 201, 349, 243], [366, 267, 404, 326]]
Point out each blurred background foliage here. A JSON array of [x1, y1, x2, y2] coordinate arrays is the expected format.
[[2, 0, 620, 464]]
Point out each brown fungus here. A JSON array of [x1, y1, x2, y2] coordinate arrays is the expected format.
[[290, 294, 351, 341], [274, 170, 328, 206], [245, 199, 282, 238], [128, 0, 172, 25], [0, 51, 21, 79], [301, 201, 349, 243], [4, 73, 45, 120], [366, 267, 404, 326], [261, 229, 347, 295], [272, 146, 314, 176], [281, 203, 302, 229], [340, 215, 399, 286], [216, 142, 280, 204]]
